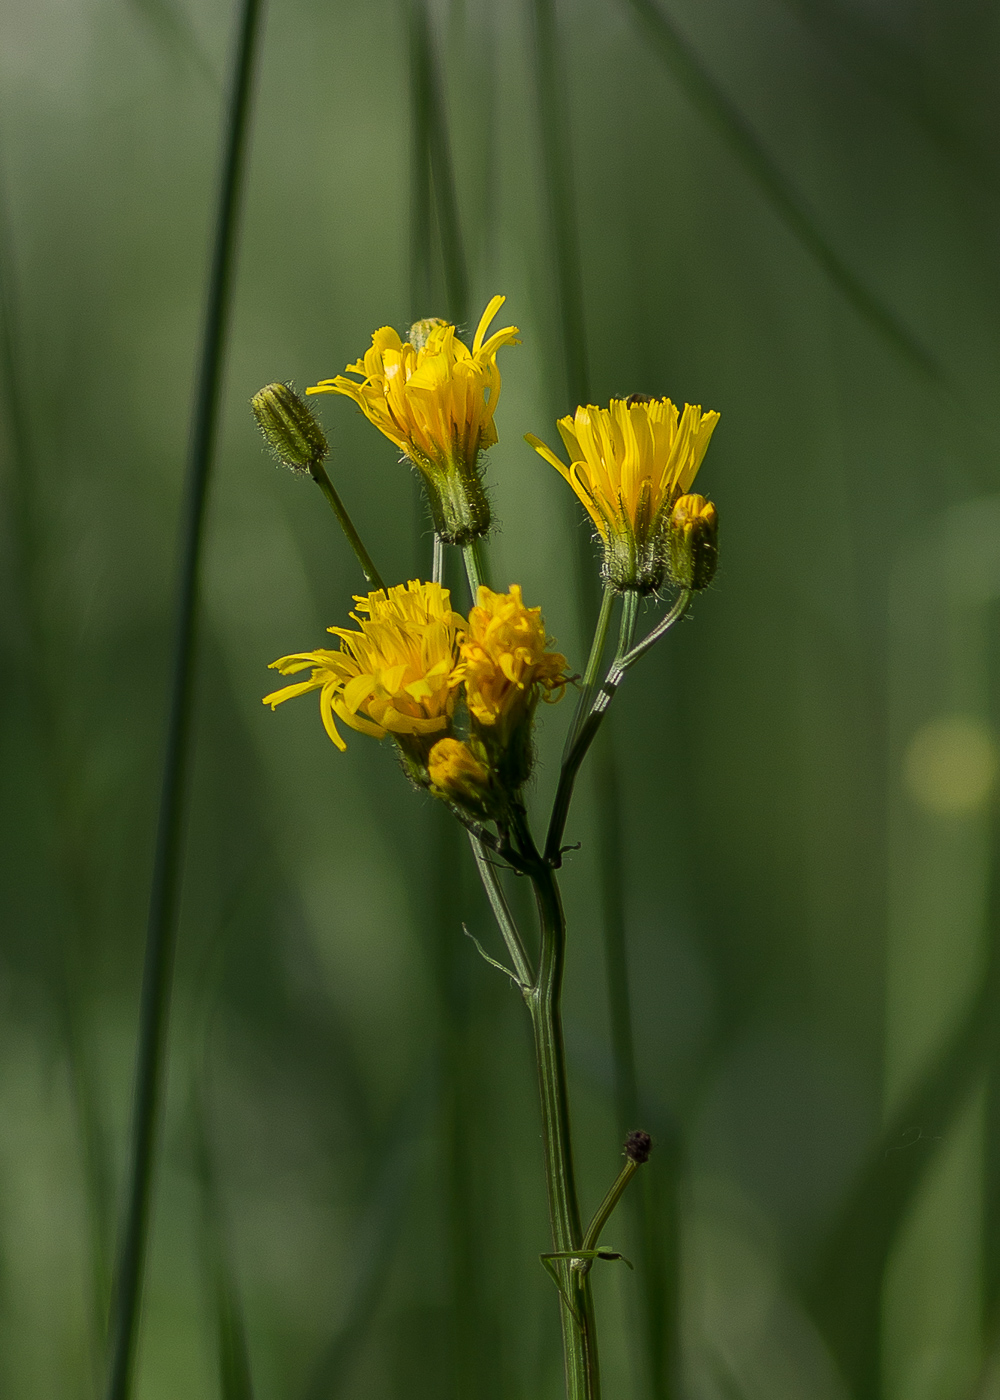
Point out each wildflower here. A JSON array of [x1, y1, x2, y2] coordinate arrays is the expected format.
[[526, 396, 719, 591], [428, 737, 495, 817], [251, 382, 329, 474], [461, 585, 568, 789], [308, 296, 519, 544], [667, 494, 719, 591], [263, 581, 465, 764]]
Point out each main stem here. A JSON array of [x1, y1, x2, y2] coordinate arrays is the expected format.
[[527, 862, 600, 1400]]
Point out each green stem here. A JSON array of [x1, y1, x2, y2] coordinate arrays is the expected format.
[[104, 1, 263, 1396], [468, 834, 534, 988], [310, 460, 385, 591], [615, 590, 639, 664], [461, 538, 487, 600], [546, 591, 690, 865], [564, 584, 616, 760], [581, 1158, 640, 1255], [527, 859, 601, 1400], [432, 533, 445, 586]]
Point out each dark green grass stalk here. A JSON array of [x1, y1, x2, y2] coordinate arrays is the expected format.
[[406, 5, 483, 1394], [302, 1071, 435, 1400], [593, 735, 679, 1395], [804, 658, 1000, 1397], [777, 0, 997, 185], [981, 608, 1000, 1346], [805, 945, 996, 1397], [529, 6, 672, 1397], [0, 167, 115, 1369], [528, 0, 590, 411], [129, 0, 218, 87], [192, 1095, 255, 1400], [619, 0, 943, 382], [407, 0, 470, 327], [103, 3, 263, 1395]]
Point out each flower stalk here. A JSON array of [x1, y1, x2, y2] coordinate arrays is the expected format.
[[258, 294, 721, 1400], [523, 843, 600, 1400], [310, 459, 385, 590]]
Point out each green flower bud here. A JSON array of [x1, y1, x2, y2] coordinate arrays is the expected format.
[[427, 737, 497, 819], [667, 494, 718, 591], [252, 382, 329, 474]]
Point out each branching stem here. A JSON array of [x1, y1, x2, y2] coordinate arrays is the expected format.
[[546, 590, 691, 864], [564, 583, 616, 760]]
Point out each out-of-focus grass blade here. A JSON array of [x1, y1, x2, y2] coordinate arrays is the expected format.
[[0, 160, 114, 1365], [980, 731, 1000, 1342], [302, 1070, 433, 1400], [406, 0, 469, 327], [709, 1351, 753, 1399], [129, 0, 219, 86], [104, 0, 263, 1393], [619, 0, 943, 383], [778, 0, 998, 186], [215, 1276, 256, 1400], [192, 1093, 255, 1400], [529, 0, 591, 410], [594, 735, 681, 1400], [804, 971, 990, 1398]]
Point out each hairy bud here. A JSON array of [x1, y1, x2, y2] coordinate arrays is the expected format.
[[667, 493, 718, 591], [252, 382, 329, 474]]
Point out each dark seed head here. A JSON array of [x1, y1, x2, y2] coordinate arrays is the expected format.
[[625, 1129, 652, 1164]]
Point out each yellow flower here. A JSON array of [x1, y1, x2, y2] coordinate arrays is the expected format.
[[461, 585, 568, 789], [308, 296, 519, 543], [263, 580, 465, 755], [526, 395, 719, 591]]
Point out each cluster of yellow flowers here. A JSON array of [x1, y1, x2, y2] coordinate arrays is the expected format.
[[264, 579, 568, 814], [260, 294, 718, 812]]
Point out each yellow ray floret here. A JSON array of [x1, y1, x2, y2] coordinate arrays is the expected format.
[[308, 296, 519, 478], [461, 585, 569, 732], [263, 580, 465, 751], [526, 396, 719, 590]]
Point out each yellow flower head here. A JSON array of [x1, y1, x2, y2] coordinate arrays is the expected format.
[[308, 296, 519, 544], [461, 585, 568, 789], [263, 580, 466, 755], [526, 395, 719, 591]]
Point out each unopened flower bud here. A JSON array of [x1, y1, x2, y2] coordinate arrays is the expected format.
[[428, 737, 494, 817], [252, 382, 329, 474], [667, 493, 718, 591]]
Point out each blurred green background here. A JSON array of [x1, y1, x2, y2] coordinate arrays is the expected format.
[[2, 0, 1000, 1396]]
